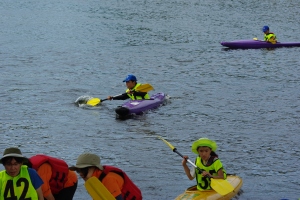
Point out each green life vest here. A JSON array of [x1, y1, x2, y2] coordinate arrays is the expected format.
[[126, 83, 150, 100], [264, 32, 277, 44], [0, 165, 39, 200], [194, 156, 227, 191]]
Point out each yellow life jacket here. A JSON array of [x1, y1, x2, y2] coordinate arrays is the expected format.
[[194, 156, 227, 191], [126, 83, 150, 100], [0, 165, 39, 200], [264, 32, 277, 44]]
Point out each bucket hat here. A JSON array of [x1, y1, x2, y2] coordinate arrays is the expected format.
[[69, 153, 103, 171], [191, 138, 218, 154], [0, 147, 27, 163], [123, 74, 137, 82]]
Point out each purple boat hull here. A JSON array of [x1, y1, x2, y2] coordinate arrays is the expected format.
[[221, 39, 300, 49], [115, 92, 166, 117]]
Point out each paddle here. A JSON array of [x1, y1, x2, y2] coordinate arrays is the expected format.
[[85, 176, 115, 200], [253, 37, 264, 41], [133, 83, 154, 92], [86, 97, 109, 106], [86, 83, 154, 106], [158, 136, 234, 196]]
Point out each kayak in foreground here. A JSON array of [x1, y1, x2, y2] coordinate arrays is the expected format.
[[115, 92, 166, 118], [221, 39, 300, 49], [175, 175, 243, 200]]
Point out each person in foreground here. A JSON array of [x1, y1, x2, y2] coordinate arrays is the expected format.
[[107, 74, 150, 100], [182, 138, 227, 191], [69, 153, 142, 200], [262, 25, 277, 44], [27, 154, 78, 200], [0, 147, 44, 200]]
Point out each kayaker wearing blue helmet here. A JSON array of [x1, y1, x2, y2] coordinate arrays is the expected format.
[[107, 74, 150, 100], [181, 138, 227, 191], [262, 26, 277, 44]]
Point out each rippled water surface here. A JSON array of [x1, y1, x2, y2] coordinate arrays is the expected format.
[[1, 0, 300, 199]]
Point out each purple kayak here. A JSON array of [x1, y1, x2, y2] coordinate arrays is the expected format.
[[115, 92, 166, 117], [221, 39, 300, 49]]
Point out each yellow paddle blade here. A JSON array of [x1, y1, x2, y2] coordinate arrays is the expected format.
[[158, 136, 175, 150], [253, 37, 258, 40], [87, 98, 101, 106], [85, 177, 115, 200], [210, 179, 234, 196], [135, 83, 154, 92]]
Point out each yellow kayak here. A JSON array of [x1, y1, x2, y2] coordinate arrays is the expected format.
[[175, 175, 243, 200]]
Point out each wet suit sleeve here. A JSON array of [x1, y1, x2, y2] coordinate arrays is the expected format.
[[112, 93, 129, 100], [133, 91, 148, 98]]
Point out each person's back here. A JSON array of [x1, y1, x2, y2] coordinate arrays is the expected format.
[[29, 154, 78, 200]]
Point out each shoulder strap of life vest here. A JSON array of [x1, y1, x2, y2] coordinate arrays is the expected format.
[[99, 165, 142, 200]]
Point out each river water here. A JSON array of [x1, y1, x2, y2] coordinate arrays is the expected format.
[[1, 0, 299, 199]]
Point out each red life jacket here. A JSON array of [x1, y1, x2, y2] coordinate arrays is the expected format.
[[29, 154, 69, 194], [99, 166, 142, 200]]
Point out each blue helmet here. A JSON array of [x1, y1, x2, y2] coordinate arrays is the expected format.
[[123, 74, 137, 82], [262, 26, 269, 32]]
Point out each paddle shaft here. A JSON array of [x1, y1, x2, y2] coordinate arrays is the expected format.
[[158, 136, 203, 172], [173, 148, 204, 173]]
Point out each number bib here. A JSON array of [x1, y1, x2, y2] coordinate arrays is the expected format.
[[0, 165, 38, 200]]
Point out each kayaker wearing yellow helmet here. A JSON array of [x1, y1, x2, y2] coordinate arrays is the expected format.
[[181, 138, 227, 191], [262, 26, 277, 44], [107, 74, 150, 100]]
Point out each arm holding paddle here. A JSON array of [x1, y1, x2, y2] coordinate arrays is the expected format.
[[108, 75, 153, 101], [108, 93, 129, 100], [107, 90, 148, 100], [182, 156, 194, 180], [86, 75, 154, 106], [182, 155, 225, 180]]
